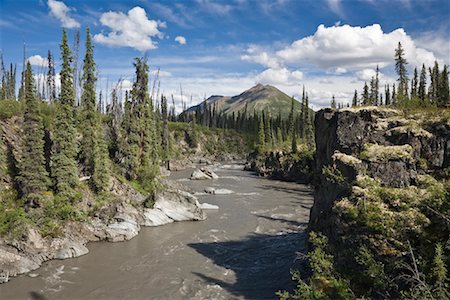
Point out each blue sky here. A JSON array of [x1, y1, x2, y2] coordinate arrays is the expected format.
[[0, 0, 449, 110]]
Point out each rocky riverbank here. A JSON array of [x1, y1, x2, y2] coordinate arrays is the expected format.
[[0, 176, 207, 284]]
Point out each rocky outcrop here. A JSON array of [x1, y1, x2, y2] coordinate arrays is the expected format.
[[245, 150, 314, 183], [310, 106, 449, 243], [0, 178, 207, 283]]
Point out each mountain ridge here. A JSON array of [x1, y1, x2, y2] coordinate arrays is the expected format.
[[183, 84, 311, 118]]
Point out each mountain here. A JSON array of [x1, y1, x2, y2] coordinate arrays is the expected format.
[[183, 84, 310, 118]]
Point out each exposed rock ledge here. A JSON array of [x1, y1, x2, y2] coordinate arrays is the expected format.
[[0, 178, 206, 284]]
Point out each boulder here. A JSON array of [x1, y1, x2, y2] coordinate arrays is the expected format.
[[190, 169, 212, 180], [142, 208, 174, 226], [154, 190, 206, 221], [54, 239, 89, 259], [201, 167, 219, 179], [205, 187, 216, 194]]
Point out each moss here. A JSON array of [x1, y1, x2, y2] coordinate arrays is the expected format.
[[332, 151, 362, 167], [360, 143, 414, 162], [322, 165, 346, 184]]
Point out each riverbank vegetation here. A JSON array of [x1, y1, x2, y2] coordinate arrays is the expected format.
[[0, 28, 247, 240]]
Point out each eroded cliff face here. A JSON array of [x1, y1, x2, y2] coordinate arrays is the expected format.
[[311, 107, 449, 232]]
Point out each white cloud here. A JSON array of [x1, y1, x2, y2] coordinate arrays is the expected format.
[[175, 36, 187, 45], [93, 7, 165, 51], [150, 70, 172, 77], [196, 0, 232, 15], [27, 55, 49, 67], [241, 46, 282, 69], [256, 67, 303, 85], [327, 0, 344, 17], [47, 0, 80, 28], [276, 24, 439, 70], [415, 31, 450, 65], [335, 67, 347, 74]]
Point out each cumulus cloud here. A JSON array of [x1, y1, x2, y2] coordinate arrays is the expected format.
[[27, 55, 49, 67], [94, 7, 165, 51], [175, 36, 187, 45], [256, 67, 303, 85], [276, 24, 438, 69], [241, 46, 282, 69], [47, 0, 80, 28]]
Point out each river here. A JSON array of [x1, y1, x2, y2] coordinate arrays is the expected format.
[[0, 164, 314, 300]]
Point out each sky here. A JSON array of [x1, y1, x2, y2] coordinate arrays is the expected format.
[[0, 0, 449, 110]]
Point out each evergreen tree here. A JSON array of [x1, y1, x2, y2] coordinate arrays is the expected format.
[[418, 63, 427, 102], [392, 84, 396, 104], [385, 85, 391, 105], [304, 94, 313, 145], [18, 62, 50, 207], [291, 126, 297, 153], [362, 82, 370, 105], [276, 127, 283, 144], [257, 116, 265, 153], [79, 27, 110, 192], [438, 64, 449, 107], [51, 29, 79, 197], [395, 42, 409, 100], [331, 95, 337, 108], [431, 244, 449, 299], [161, 95, 170, 169], [374, 65, 379, 104], [352, 90, 358, 107], [411, 66, 418, 98], [264, 111, 272, 147], [47, 50, 56, 102]]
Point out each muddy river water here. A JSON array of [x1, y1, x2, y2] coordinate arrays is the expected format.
[[0, 164, 314, 300]]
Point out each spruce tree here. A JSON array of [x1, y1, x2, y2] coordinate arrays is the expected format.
[[47, 50, 56, 102], [418, 64, 427, 102], [304, 94, 313, 146], [385, 85, 391, 105], [291, 127, 297, 154], [438, 65, 449, 107], [51, 29, 79, 197], [411, 67, 418, 99], [257, 116, 265, 153], [352, 90, 358, 107], [331, 95, 337, 108], [79, 27, 110, 192], [276, 127, 283, 144], [362, 82, 370, 105], [161, 95, 169, 169], [394, 42, 409, 100], [18, 62, 50, 207]]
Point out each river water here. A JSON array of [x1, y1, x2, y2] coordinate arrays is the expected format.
[[0, 164, 313, 300]]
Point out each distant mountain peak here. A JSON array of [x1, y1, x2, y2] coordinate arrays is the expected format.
[[183, 84, 311, 118]]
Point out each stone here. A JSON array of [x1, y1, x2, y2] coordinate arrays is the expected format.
[[142, 208, 174, 226], [205, 187, 216, 194], [54, 239, 89, 259], [154, 191, 206, 221], [190, 169, 212, 180]]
